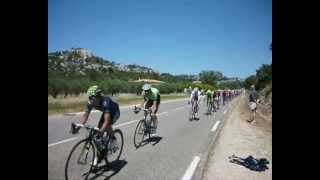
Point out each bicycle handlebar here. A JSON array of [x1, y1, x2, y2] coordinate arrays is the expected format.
[[134, 106, 152, 113]]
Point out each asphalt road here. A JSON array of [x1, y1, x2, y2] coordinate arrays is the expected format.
[[48, 95, 241, 180]]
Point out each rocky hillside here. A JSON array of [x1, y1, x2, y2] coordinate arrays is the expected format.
[[258, 82, 272, 107], [48, 48, 159, 76]]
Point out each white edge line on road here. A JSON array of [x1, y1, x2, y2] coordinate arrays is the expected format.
[[158, 111, 169, 115], [49, 119, 140, 148], [114, 119, 140, 128], [49, 109, 174, 148], [181, 156, 201, 180], [172, 106, 184, 111], [48, 137, 79, 148], [211, 121, 220, 132], [63, 98, 189, 116]]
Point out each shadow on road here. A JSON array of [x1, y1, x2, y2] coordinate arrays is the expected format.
[[189, 117, 200, 121], [89, 159, 128, 180], [148, 136, 163, 146], [136, 136, 163, 149]]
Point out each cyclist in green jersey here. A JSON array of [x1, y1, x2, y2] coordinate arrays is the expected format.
[[137, 84, 161, 119], [206, 89, 213, 108]]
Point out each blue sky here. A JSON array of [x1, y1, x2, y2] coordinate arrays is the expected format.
[[49, 0, 272, 78]]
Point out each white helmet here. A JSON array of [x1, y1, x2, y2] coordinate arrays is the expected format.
[[142, 84, 151, 91]]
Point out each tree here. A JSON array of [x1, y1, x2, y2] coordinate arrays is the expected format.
[[48, 76, 66, 98], [218, 80, 242, 90], [199, 70, 221, 85], [106, 79, 123, 96], [243, 75, 257, 89], [255, 64, 272, 90]]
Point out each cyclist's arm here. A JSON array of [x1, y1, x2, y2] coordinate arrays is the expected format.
[[79, 112, 89, 125], [190, 92, 194, 102], [80, 103, 92, 124], [138, 93, 147, 108]]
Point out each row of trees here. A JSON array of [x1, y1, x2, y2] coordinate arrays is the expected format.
[[48, 73, 241, 98], [48, 74, 195, 98], [243, 43, 272, 90], [243, 63, 272, 90]]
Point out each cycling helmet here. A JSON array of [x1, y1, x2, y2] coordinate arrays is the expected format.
[[87, 85, 102, 97], [142, 84, 151, 91]]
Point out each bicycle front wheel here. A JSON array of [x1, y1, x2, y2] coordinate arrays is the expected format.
[[134, 120, 147, 148], [106, 129, 124, 163], [65, 139, 96, 180]]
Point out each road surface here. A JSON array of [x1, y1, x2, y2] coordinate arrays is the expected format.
[[48, 96, 241, 180]]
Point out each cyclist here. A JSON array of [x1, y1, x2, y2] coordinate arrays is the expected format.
[[212, 90, 219, 111], [189, 87, 201, 119], [137, 84, 161, 134], [206, 89, 213, 112], [71, 85, 120, 165], [222, 90, 227, 105], [216, 89, 221, 108]]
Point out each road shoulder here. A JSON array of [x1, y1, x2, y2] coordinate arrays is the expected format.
[[202, 95, 272, 180]]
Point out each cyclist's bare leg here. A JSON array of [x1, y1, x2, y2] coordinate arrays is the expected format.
[[98, 113, 113, 136], [252, 108, 256, 123], [195, 101, 199, 118], [190, 100, 195, 119]]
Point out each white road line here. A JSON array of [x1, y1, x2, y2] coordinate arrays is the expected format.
[[114, 119, 140, 128], [48, 100, 184, 147], [211, 121, 220, 132], [223, 110, 227, 114], [48, 137, 78, 148], [158, 111, 169, 115], [62, 98, 188, 116], [181, 156, 201, 180], [49, 119, 140, 148], [172, 107, 184, 111], [49, 110, 173, 148]]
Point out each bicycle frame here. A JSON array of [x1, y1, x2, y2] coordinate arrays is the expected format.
[[137, 107, 153, 129]]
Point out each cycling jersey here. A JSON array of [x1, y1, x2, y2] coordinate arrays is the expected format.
[[206, 90, 212, 99], [143, 87, 160, 101], [223, 91, 226, 97], [85, 96, 120, 123], [212, 91, 217, 98], [191, 90, 200, 101]]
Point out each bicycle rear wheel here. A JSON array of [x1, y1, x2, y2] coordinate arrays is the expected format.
[[65, 139, 96, 180], [134, 120, 148, 148], [106, 129, 124, 163]]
